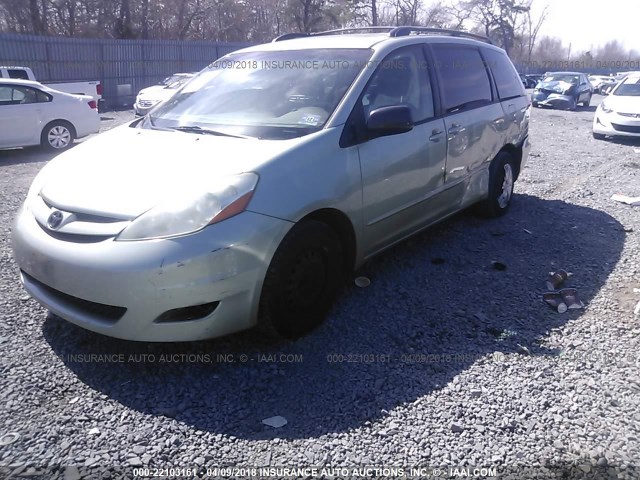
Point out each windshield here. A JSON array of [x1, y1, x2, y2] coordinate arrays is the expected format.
[[161, 74, 193, 89], [543, 74, 579, 84], [145, 48, 372, 140], [613, 76, 640, 96]]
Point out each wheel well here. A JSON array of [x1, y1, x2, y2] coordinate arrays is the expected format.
[[42, 120, 77, 139], [302, 209, 356, 274], [499, 143, 522, 180]]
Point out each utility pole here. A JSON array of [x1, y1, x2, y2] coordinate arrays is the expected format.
[[567, 42, 572, 61]]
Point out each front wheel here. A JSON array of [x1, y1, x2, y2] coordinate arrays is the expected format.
[[568, 96, 578, 111], [475, 152, 516, 218], [583, 94, 592, 107], [259, 220, 344, 339], [41, 121, 75, 151]]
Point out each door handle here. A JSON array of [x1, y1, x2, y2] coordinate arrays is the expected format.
[[429, 129, 444, 142], [448, 123, 463, 136]]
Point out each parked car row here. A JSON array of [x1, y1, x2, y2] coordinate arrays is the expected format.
[[589, 75, 617, 94]]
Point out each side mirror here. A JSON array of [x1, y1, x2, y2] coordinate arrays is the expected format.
[[366, 105, 413, 138]]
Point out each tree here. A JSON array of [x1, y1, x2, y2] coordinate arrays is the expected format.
[[464, 0, 531, 55]]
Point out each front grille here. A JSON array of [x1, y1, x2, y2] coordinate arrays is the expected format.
[[611, 123, 640, 133], [23, 271, 127, 323]]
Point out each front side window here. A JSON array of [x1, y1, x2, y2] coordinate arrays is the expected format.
[[361, 45, 435, 122], [432, 45, 493, 113], [483, 48, 524, 100], [146, 49, 372, 140]]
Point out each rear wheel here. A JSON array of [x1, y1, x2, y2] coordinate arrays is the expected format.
[[41, 121, 75, 151], [259, 220, 344, 339], [475, 151, 516, 218], [583, 93, 592, 107]]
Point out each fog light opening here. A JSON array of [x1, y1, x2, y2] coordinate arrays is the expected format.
[[154, 302, 220, 323]]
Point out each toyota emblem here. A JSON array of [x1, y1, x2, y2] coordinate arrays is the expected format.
[[47, 211, 64, 230]]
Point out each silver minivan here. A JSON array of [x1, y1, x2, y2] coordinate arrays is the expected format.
[[12, 27, 531, 341]]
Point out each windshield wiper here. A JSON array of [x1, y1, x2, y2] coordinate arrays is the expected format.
[[144, 116, 173, 131], [171, 125, 248, 138]]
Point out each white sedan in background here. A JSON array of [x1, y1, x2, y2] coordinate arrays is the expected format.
[[134, 73, 195, 116], [593, 73, 640, 140], [0, 79, 100, 150]]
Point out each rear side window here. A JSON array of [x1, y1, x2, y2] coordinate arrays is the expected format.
[[7, 69, 30, 80], [483, 49, 524, 100], [432, 45, 492, 113]]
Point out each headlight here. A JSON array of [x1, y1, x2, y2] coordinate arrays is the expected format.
[[600, 101, 614, 114], [116, 172, 259, 241]]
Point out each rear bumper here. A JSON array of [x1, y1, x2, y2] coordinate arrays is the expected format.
[[74, 113, 101, 139]]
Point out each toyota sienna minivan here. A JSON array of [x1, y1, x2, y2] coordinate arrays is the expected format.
[[12, 27, 531, 341]]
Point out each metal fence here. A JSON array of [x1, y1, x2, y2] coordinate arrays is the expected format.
[[0, 33, 251, 107]]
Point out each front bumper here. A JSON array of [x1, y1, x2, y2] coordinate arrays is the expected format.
[[531, 91, 574, 108], [133, 100, 159, 116], [12, 207, 292, 341], [593, 110, 640, 138]]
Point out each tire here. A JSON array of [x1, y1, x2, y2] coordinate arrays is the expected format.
[[475, 151, 516, 218], [583, 94, 592, 107], [568, 96, 577, 111], [532, 101, 539, 108], [593, 132, 606, 140], [259, 220, 344, 339], [41, 121, 75, 151]]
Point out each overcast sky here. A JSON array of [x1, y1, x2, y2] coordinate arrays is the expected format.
[[531, 0, 638, 53]]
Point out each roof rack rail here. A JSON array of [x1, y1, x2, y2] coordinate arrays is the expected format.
[[390, 26, 492, 44], [272, 33, 310, 42], [272, 26, 492, 45], [273, 27, 395, 42]]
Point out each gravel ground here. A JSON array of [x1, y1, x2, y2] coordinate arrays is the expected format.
[[1, 97, 640, 479]]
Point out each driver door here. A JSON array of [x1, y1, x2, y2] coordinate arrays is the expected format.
[[355, 45, 447, 256]]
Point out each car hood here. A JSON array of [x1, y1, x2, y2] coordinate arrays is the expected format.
[[538, 81, 576, 93], [603, 95, 640, 112], [136, 85, 174, 101], [38, 125, 296, 219]]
